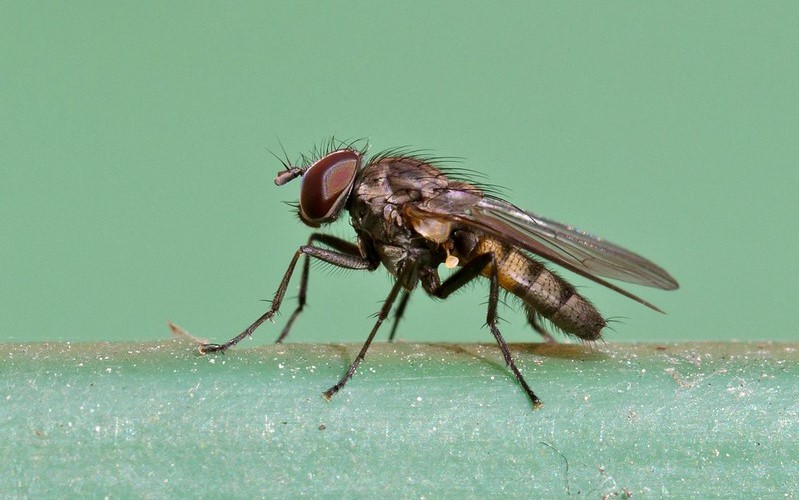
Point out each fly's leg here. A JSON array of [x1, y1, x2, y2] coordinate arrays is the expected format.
[[275, 234, 363, 344], [431, 253, 542, 409], [527, 312, 557, 344], [323, 266, 411, 400], [387, 290, 411, 342], [200, 244, 376, 354]]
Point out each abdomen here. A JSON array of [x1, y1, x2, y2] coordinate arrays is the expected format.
[[470, 236, 606, 341]]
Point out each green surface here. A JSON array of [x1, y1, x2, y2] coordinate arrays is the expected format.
[[2, 341, 797, 497], [1, 2, 797, 345]]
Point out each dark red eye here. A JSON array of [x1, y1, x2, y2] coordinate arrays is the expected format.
[[299, 149, 361, 226]]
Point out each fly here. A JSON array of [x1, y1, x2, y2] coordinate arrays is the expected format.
[[193, 139, 678, 409]]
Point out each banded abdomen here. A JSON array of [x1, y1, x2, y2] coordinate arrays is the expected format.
[[461, 234, 606, 341]]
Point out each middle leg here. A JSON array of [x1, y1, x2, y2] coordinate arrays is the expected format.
[[322, 265, 411, 400], [387, 290, 411, 342]]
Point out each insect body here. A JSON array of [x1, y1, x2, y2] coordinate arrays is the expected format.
[[199, 141, 678, 408]]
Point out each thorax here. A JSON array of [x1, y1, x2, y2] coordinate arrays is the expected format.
[[348, 158, 450, 276]]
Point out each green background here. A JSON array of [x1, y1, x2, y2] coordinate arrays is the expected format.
[[2, 2, 796, 345]]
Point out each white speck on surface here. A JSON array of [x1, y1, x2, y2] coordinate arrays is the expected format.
[[262, 415, 275, 436]]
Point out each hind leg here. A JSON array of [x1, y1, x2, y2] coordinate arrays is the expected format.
[[431, 253, 542, 409], [526, 309, 557, 343]]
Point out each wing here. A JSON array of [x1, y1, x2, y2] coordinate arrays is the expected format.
[[471, 198, 679, 290], [407, 195, 678, 312]]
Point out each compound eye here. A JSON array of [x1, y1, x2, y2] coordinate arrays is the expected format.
[[299, 149, 361, 226]]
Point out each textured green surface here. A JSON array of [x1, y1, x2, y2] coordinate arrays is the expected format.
[[2, 341, 797, 497]]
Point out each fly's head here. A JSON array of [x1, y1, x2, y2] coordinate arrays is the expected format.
[[274, 149, 362, 228]]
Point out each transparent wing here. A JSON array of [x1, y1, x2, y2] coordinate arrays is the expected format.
[[407, 194, 678, 312], [471, 198, 679, 290]]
